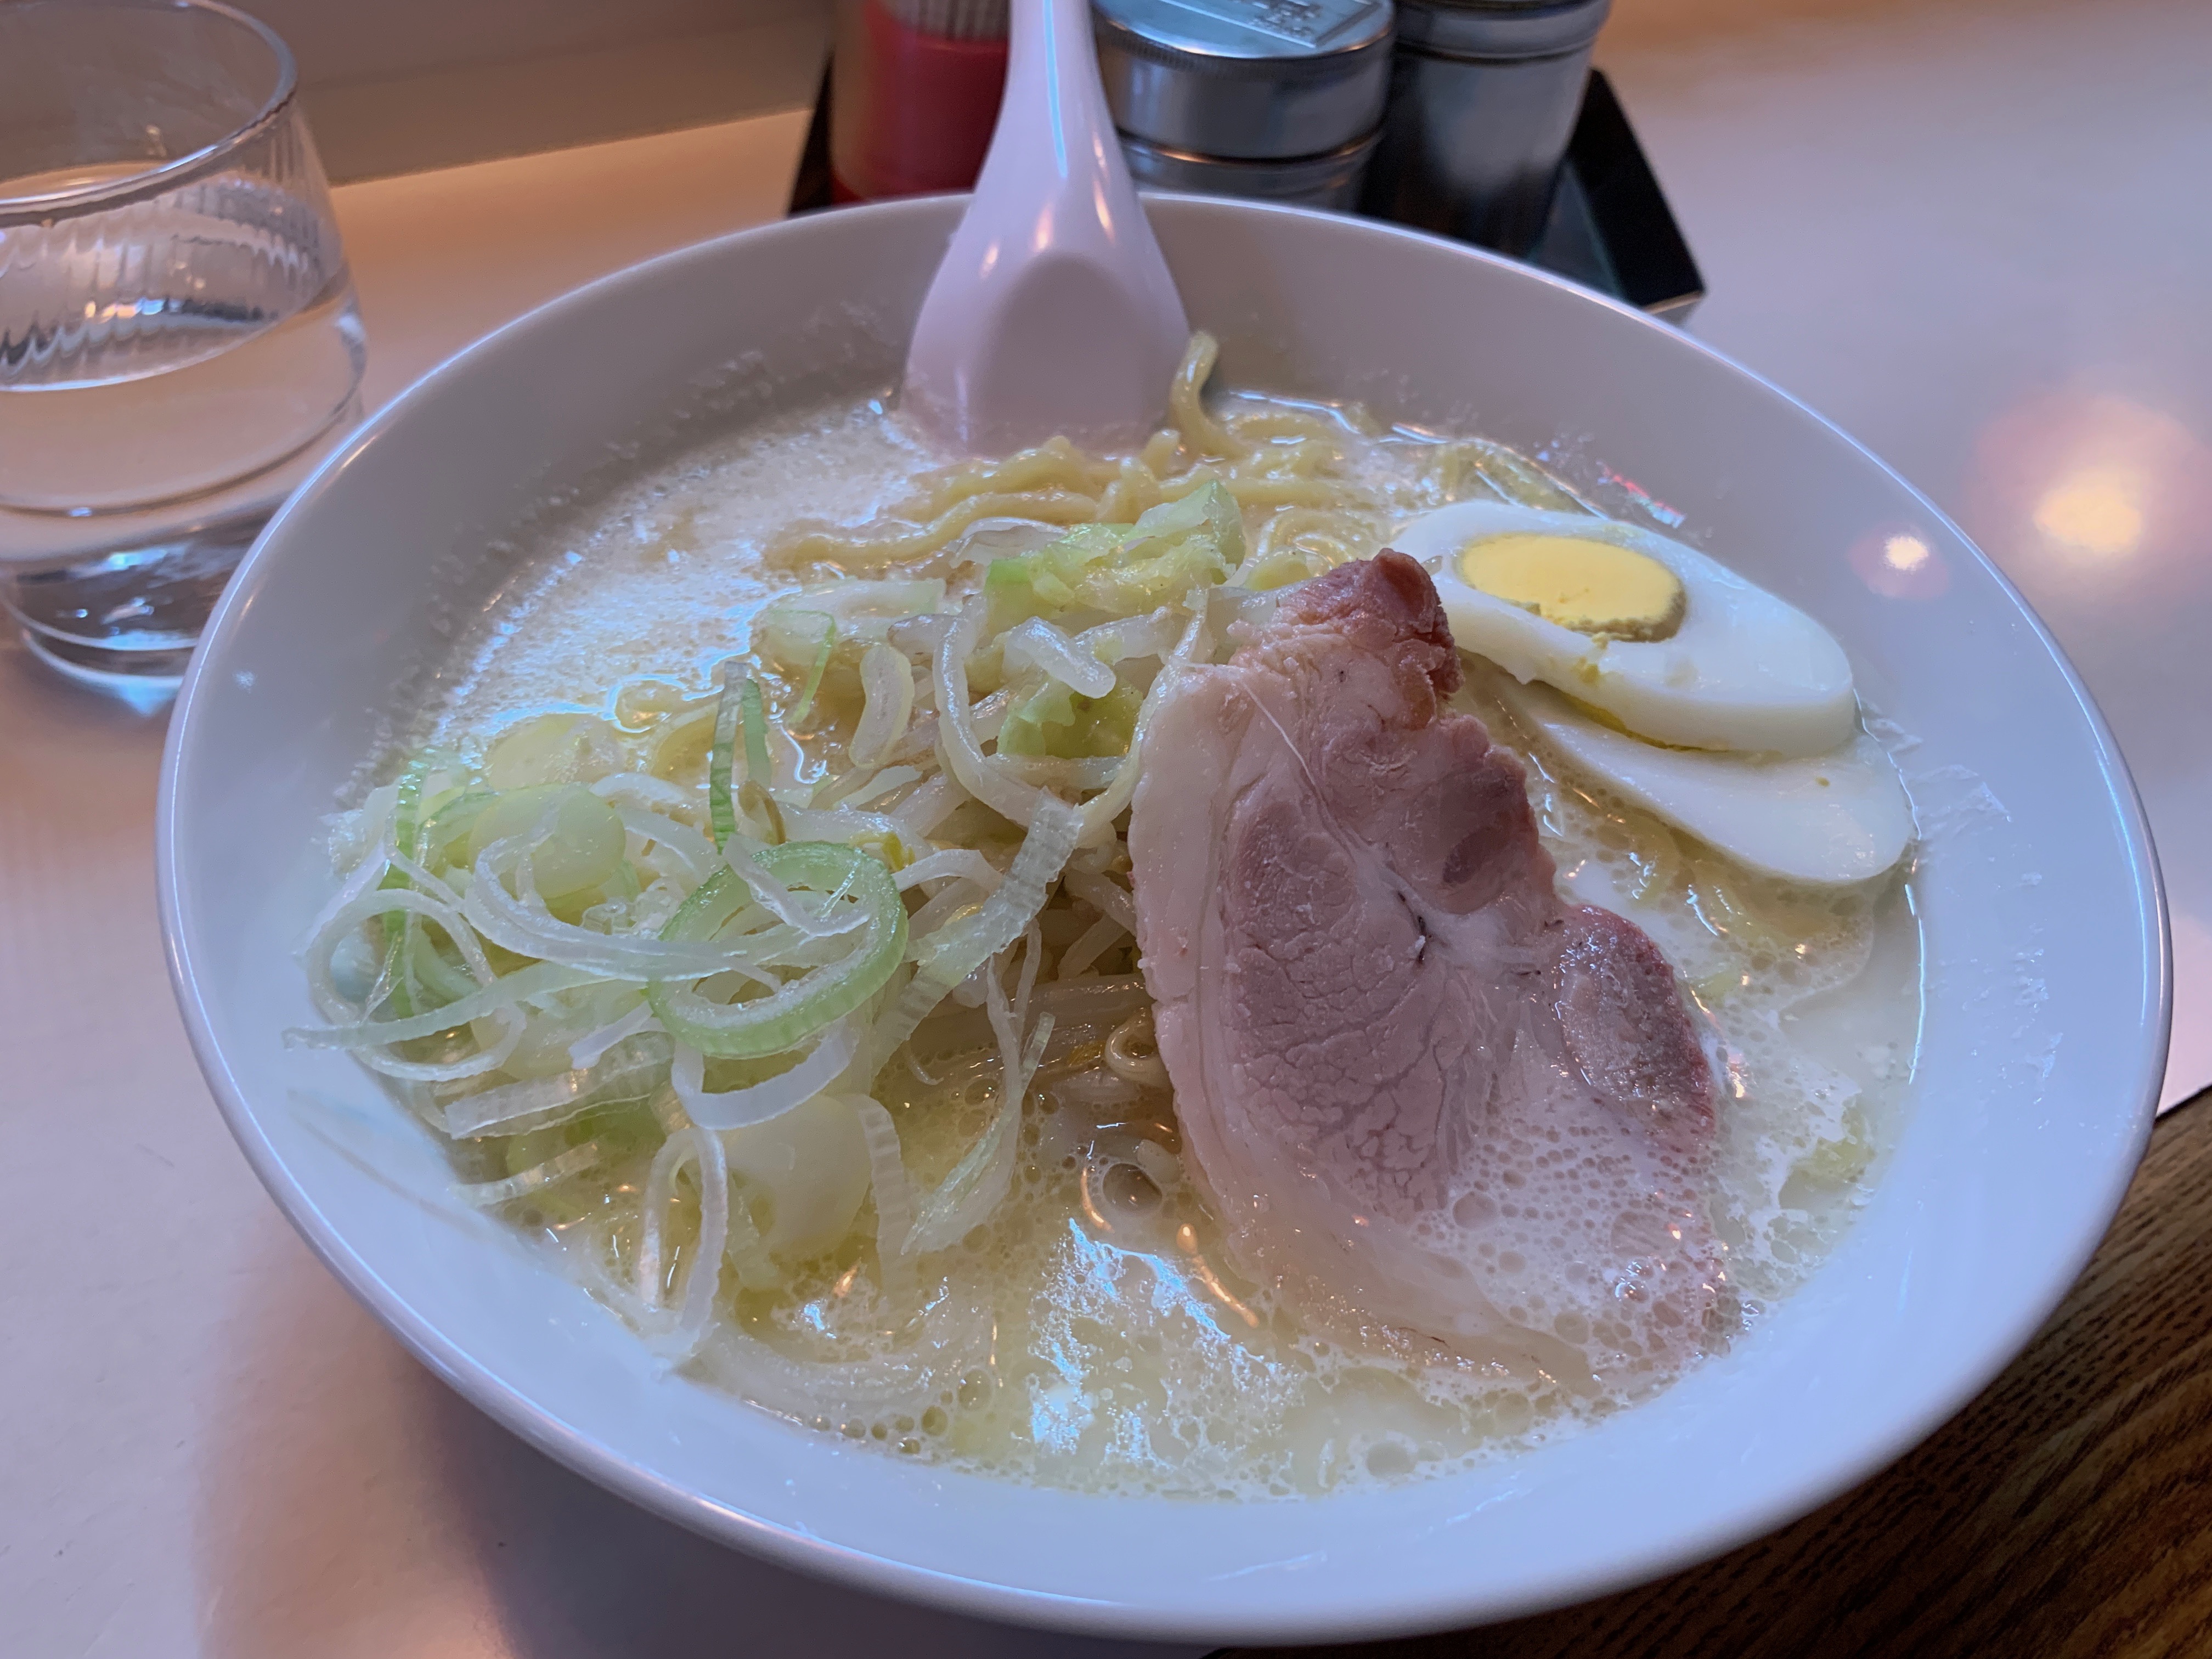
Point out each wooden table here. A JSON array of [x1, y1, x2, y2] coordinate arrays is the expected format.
[[1231, 1088, 2212, 1659]]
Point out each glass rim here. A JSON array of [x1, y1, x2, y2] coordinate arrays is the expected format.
[[0, 0, 301, 218]]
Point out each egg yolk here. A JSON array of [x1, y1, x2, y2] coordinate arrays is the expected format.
[[1458, 534, 1686, 640]]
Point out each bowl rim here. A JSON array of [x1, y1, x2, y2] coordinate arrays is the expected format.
[[156, 190, 2170, 1643]]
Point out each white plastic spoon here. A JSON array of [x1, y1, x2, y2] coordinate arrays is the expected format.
[[901, 0, 1190, 456]]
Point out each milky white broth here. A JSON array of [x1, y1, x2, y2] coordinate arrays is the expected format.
[[393, 385, 1923, 1498]]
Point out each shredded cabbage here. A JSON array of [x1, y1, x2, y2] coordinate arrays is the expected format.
[[999, 678, 1141, 760], [983, 480, 1238, 636]]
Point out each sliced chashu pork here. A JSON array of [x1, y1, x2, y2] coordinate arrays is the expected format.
[[1129, 552, 1721, 1390]]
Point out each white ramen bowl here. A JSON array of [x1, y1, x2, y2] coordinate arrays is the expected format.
[[157, 195, 2167, 1645]]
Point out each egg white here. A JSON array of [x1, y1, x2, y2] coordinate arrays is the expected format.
[[1390, 501, 1858, 758], [1491, 674, 1912, 886]]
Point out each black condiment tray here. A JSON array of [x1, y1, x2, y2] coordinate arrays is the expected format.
[[787, 67, 1704, 324]]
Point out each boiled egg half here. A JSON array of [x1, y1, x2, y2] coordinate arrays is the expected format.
[[1488, 674, 1912, 887], [1388, 501, 1911, 884], [1391, 501, 1857, 758]]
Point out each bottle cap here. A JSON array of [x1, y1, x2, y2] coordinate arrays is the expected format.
[[1092, 0, 1395, 162], [1391, 0, 1609, 64]]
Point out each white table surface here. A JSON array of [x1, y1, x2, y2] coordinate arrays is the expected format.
[[5, 2, 2207, 1651]]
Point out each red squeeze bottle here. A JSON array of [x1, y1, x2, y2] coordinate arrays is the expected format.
[[829, 0, 1011, 202]]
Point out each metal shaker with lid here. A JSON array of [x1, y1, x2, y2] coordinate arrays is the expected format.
[[1091, 0, 1395, 210], [1363, 0, 1611, 255]]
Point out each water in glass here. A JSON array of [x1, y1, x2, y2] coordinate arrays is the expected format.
[[0, 0, 365, 695]]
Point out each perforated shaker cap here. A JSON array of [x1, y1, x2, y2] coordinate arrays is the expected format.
[[1091, 0, 1395, 162]]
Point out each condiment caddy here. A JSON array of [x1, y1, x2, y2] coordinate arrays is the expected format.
[[790, 33, 1703, 323]]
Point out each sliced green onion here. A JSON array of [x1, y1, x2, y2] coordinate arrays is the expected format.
[[852, 1097, 916, 1296], [646, 842, 906, 1058], [736, 678, 786, 844], [708, 664, 743, 850], [866, 793, 1081, 1071], [420, 787, 496, 866], [850, 642, 917, 769], [741, 679, 772, 796], [783, 611, 835, 726], [668, 1022, 856, 1131], [639, 1124, 729, 1357], [391, 753, 433, 866], [370, 753, 436, 1018], [909, 1005, 1053, 1255], [442, 1031, 672, 1137], [408, 925, 482, 1006], [465, 785, 627, 902], [288, 958, 605, 1050], [454, 1141, 602, 1208], [710, 670, 781, 850]]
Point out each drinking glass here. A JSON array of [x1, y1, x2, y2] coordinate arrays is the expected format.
[[0, 0, 365, 690]]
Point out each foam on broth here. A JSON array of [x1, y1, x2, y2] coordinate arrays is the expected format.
[[412, 386, 1923, 1498]]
